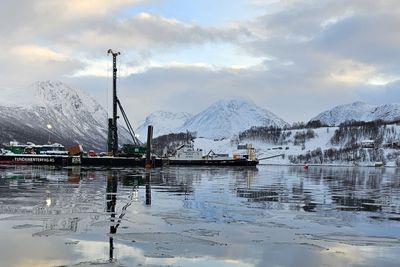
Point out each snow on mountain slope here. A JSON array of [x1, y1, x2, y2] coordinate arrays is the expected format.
[[135, 111, 192, 141], [178, 99, 289, 139], [310, 102, 400, 126], [370, 103, 400, 121], [0, 81, 131, 150]]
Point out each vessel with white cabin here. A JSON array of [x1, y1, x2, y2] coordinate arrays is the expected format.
[[166, 140, 258, 166]]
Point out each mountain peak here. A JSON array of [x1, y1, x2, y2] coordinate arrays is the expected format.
[[179, 98, 289, 139], [31, 81, 98, 111], [211, 98, 256, 110], [350, 101, 368, 107], [214, 98, 254, 105]]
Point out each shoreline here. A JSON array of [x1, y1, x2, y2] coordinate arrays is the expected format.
[[259, 162, 397, 168]]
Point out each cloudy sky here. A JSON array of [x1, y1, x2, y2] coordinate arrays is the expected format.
[[1, 0, 399, 124]]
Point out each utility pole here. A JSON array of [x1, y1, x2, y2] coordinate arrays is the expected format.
[[108, 49, 120, 156]]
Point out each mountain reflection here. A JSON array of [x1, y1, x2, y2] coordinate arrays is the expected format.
[[235, 166, 400, 215]]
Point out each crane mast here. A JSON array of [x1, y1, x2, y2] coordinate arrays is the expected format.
[[107, 49, 142, 157], [107, 49, 120, 156]]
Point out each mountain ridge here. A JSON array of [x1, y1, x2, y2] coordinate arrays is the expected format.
[[135, 99, 290, 140], [178, 99, 289, 139], [310, 101, 400, 126]]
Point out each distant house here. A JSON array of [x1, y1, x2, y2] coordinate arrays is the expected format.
[[360, 139, 375, 148], [383, 141, 400, 149]]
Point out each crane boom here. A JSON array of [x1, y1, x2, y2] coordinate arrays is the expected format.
[[116, 99, 142, 146]]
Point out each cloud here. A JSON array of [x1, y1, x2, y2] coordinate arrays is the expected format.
[[61, 12, 250, 56], [46, 0, 144, 18], [0, 1, 251, 84], [225, 0, 400, 104], [313, 14, 400, 67], [0, 0, 399, 124], [0, 45, 82, 87], [11, 45, 68, 62]]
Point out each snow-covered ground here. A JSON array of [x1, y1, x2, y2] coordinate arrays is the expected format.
[[193, 126, 400, 166]]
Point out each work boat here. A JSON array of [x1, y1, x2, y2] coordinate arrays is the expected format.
[[167, 141, 259, 166]]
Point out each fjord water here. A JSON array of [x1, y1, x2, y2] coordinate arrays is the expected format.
[[0, 165, 399, 267]]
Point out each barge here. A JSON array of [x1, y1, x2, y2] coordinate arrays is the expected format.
[[0, 141, 258, 167]]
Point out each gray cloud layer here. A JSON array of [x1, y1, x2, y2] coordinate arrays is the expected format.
[[0, 0, 399, 123]]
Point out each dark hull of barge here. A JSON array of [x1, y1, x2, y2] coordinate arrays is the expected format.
[[0, 155, 257, 167], [81, 156, 162, 167], [0, 154, 163, 168], [0, 154, 72, 166], [165, 159, 259, 166]]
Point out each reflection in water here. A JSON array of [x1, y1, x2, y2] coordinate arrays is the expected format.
[[0, 165, 399, 267], [234, 166, 400, 217], [106, 170, 152, 262], [145, 171, 151, 205], [106, 173, 117, 261]]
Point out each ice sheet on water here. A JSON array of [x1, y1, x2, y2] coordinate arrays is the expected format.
[[157, 210, 209, 225], [0, 212, 101, 221], [0, 215, 53, 221], [12, 223, 42, 229], [111, 232, 224, 246], [183, 228, 220, 237], [90, 220, 120, 227], [58, 259, 125, 267], [32, 228, 75, 237], [304, 233, 400, 246]]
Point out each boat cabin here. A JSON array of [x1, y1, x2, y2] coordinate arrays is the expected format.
[[170, 142, 203, 160], [233, 144, 257, 161]]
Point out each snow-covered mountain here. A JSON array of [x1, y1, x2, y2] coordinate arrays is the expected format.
[[135, 111, 192, 140], [0, 81, 131, 150], [177, 99, 289, 139], [310, 102, 400, 126]]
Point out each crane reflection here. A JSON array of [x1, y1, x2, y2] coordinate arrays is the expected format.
[[105, 170, 151, 261]]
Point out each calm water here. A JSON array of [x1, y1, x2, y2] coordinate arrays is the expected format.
[[0, 165, 399, 267]]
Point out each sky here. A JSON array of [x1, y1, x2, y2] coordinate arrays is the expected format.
[[0, 0, 399, 125]]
